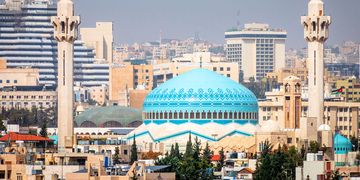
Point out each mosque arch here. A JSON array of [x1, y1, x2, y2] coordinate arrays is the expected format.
[[103, 121, 122, 127], [184, 111, 189, 119], [207, 111, 211, 119], [218, 111, 223, 119], [169, 111, 173, 119], [160, 111, 163, 119], [201, 111, 206, 119], [224, 111, 228, 119], [195, 111, 201, 119], [164, 111, 168, 119], [179, 111, 183, 119], [213, 111, 217, 119], [174, 111, 178, 119], [190, 111, 195, 119]]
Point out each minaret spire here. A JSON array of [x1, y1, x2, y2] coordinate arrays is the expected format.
[[51, 0, 80, 153], [301, 0, 331, 127]]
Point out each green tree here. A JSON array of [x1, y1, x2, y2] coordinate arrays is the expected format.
[[202, 142, 212, 165], [350, 135, 359, 151], [217, 147, 225, 171], [170, 144, 175, 157], [130, 134, 138, 164], [113, 147, 121, 165], [331, 169, 341, 180], [309, 141, 320, 153], [174, 142, 180, 158], [254, 141, 274, 180], [39, 120, 48, 137], [184, 133, 193, 158]]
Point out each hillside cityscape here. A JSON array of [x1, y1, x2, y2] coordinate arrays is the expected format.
[[0, 0, 359, 179]]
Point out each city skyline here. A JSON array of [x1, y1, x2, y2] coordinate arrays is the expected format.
[[74, 0, 360, 48]]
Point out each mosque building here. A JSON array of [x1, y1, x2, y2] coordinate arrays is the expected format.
[[128, 68, 259, 150]]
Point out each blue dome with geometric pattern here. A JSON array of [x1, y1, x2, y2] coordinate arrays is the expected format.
[[142, 68, 258, 125]]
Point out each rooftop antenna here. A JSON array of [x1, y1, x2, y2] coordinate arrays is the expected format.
[[159, 30, 163, 45], [236, 10, 241, 29]]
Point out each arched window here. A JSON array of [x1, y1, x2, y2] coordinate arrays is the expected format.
[[184, 111, 189, 119], [160, 112, 163, 119], [246, 112, 249, 119], [218, 111, 223, 119], [229, 112, 233, 119], [152, 112, 155, 119], [224, 111, 228, 119], [164, 111, 168, 119], [201, 111, 206, 119], [179, 111, 183, 119], [312, 21, 316, 31], [156, 112, 159, 119], [234, 112, 238, 119], [190, 111, 195, 119], [174, 111, 178, 119], [213, 111, 217, 119], [207, 111, 211, 119], [169, 111, 173, 119], [91, 132, 96, 135], [196, 111, 201, 119]]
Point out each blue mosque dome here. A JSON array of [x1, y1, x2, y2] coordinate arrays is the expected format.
[[142, 68, 258, 125], [334, 133, 353, 155]]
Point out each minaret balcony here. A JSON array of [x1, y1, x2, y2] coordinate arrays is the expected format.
[[51, 16, 80, 42]]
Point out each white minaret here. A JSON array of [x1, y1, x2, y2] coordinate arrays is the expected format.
[[51, 0, 80, 153], [301, 0, 331, 127]]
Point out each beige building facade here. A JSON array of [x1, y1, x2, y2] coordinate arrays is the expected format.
[[0, 88, 56, 110], [89, 85, 108, 105], [0, 59, 39, 87], [80, 22, 114, 63], [109, 63, 153, 104], [259, 78, 360, 138]]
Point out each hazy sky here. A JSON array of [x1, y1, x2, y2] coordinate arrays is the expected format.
[[73, 0, 360, 48]]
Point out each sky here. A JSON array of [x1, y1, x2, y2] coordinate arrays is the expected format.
[[74, 0, 360, 49]]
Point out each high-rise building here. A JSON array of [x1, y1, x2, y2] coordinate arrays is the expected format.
[[0, 0, 109, 86], [225, 23, 287, 81], [301, 0, 331, 126]]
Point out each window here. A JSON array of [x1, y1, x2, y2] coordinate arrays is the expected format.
[[6, 80, 10, 83], [227, 67, 231, 71], [213, 67, 217, 71], [184, 111, 189, 119], [0, 80, 2, 83], [213, 112, 217, 119], [16, 173, 22, 180], [220, 67, 224, 71]]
